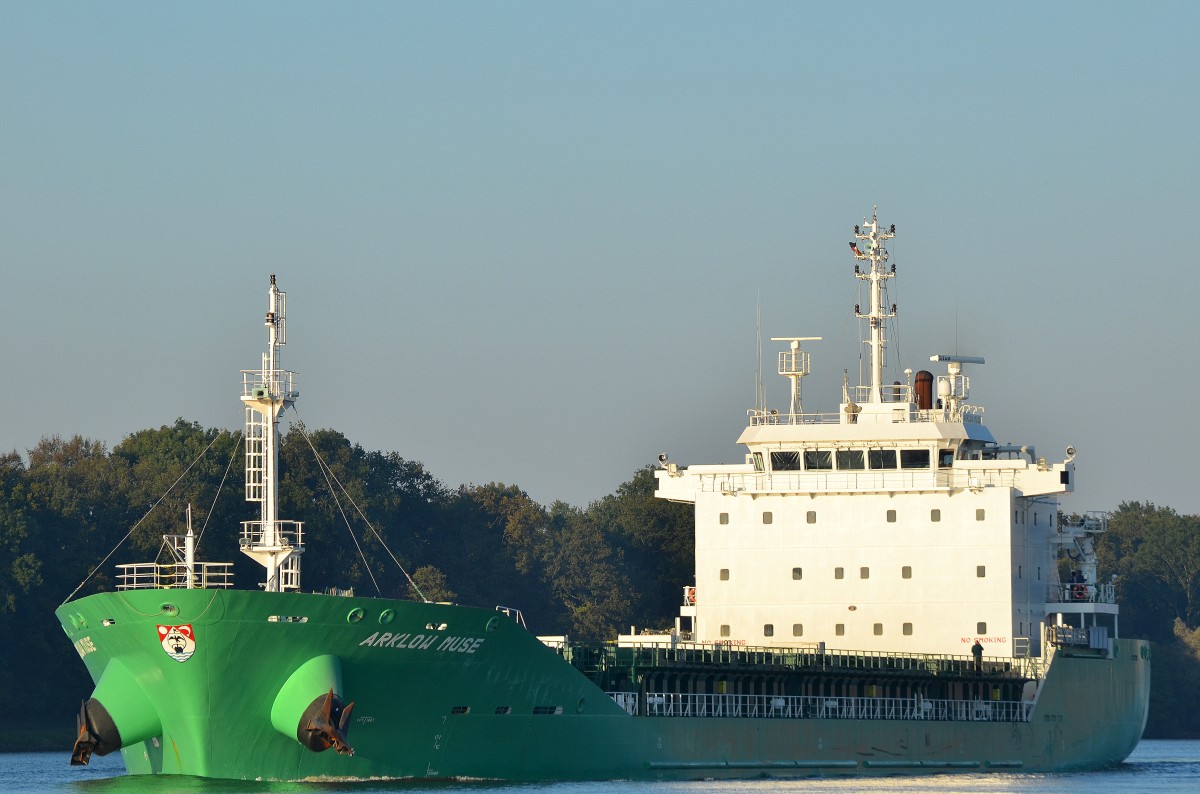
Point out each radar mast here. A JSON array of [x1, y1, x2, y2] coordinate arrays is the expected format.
[[239, 275, 304, 592], [850, 207, 896, 403]]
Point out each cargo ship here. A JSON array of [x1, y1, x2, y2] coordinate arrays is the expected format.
[[59, 211, 1149, 781]]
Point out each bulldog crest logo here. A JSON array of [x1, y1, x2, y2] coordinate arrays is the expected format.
[[157, 624, 196, 662]]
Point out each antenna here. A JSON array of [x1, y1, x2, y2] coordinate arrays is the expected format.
[[755, 298, 764, 412], [771, 337, 822, 416], [850, 206, 896, 403]]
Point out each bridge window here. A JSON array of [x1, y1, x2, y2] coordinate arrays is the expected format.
[[868, 449, 897, 469], [805, 450, 833, 470], [771, 451, 802, 471], [753, 452, 765, 471], [836, 450, 865, 470], [930, 509, 941, 522], [792, 567, 803, 580], [900, 449, 930, 469], [719, 512, 729, 525]]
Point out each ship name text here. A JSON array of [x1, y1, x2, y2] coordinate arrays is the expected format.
[[74, 636, 97, 658], [359, 631, 484, 654]]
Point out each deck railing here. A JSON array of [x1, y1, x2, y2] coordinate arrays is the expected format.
[[608, 691, 1031, 723], [570, 642, 1042, 682], [116, 561, 234, 590], [698, 468, 1022, 494]]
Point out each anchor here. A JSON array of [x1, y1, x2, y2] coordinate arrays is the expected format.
[[300, 687, 356, 755]]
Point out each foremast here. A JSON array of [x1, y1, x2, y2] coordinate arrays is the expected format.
[[239, 275, 304, 592], [851, 207, 896, 404]]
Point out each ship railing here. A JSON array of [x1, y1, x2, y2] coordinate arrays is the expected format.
[[699, 468, 1018, 494], [612, 692, 1032, 723], [1048, 582, 1116, 604], [593, 642, 1043, 681], [115, 561, 234, 590], [747, 404, 984, 428], [240, 370, 297, 400], [1059, 512, 1109, 535], [239, 520, 304, 551]]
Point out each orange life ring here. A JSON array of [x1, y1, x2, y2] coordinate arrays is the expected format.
[[1072, 583, 1086, 601]]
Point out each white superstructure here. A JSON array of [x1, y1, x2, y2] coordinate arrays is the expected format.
[[656, 209, 1116, 660]]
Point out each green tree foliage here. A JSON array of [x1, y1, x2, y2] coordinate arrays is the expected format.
[[1098, 502, 1200, 641], [1097, 502, 1200, 737], [587, 466, 694, 630], [408, 565, 455, 602]]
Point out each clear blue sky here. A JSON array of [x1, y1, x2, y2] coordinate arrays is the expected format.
[[2, 2, 1196, 513]]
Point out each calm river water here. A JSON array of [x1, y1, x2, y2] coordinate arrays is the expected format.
[[2, 740, 1197, 794]]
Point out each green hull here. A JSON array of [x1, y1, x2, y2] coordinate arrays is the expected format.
[[57, 589, 1149, 781]]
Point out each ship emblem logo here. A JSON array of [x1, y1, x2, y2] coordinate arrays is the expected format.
[[157, 624, 196, 662]]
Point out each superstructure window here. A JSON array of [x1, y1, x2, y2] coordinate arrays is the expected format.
[[977, 566, 986, 578], [763, 624, 774, 637], [752, 452, 765, 471], [762, 512, 773, 524], [719, 512, 729, 525], [792, 567, 803, 580], [886, 509, 897, 523], [804, 450, 833, 470], [720, 569, 730, 581], [902, 566, 912, 579], [792, 624, 803, 637], [806, 510, 817, 524], [930, 509, 941, 522], [939, 449, 955, 467], [900, 449, 931, 469], [835, 624, 845, 636], [720, 625, 730, 637], [977, 622, 987, 634], [976, 509, 985, 521], [836, 450, 865, 470], [903, 623, 913, 636], [771, 451, 802, 471], [873, 623, 883, 636], [860, 567, 869, 579], [834, 567, 844, 580], [869, 449, 897, 469]]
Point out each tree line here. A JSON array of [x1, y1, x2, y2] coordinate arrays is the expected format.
[[0, 420, 1197, 743]]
